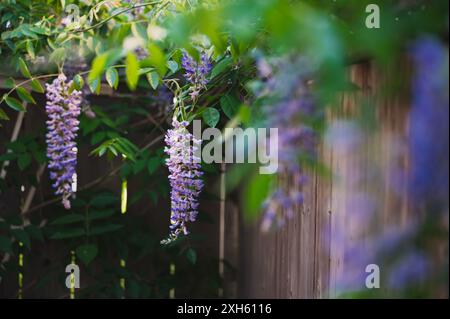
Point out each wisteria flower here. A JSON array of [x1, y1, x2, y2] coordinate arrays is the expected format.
[[181, 51, 212, 101], [45, 74, 82, 209], [161, 118, 204, 244], [258, 56, 319, 231]]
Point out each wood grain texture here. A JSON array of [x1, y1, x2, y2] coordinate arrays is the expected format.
[[238, 61, 414, 298]]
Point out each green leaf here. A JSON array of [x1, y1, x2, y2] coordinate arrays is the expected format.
[[202, 108, 220, 128], [186, 248, 197, 265], [17, 153, 31, 170], [50, 214, 84, 226], [125, 52, 139, 90], [25, 224, 44, 242], [16, 87, 36, 104], [147, 43, 167, 77], [220, 94, 239, 119], [211, 56, 232, 78], [3, 78, 15, 89], [147, 157, 161, 174], [50, 227, 85, 239], [0, 108, 9, 120], [88, 209, 115, 220], [167, 60, 178, 73], [4, 96, 25, 111], [131, 23, 148, 40], [239, 104, 251, 125], [89, 224, 122, 236], [30, 79, 44, 93], [76, 244, 98, 266], [0, 235, 12, 253], [11, 229, 31, 249], [18, 58, 32, 78], [72, 74, 84, 91], [90, 194, 118, 207], [146, 71, 159, 90], [91, 131, 106, 145], [26, 40, 35, 60], [244, 173, 273, 220], [88, 77, 101, 95], [105, 67, 119, 89], [88, 49, 122, 82], [49, 48, 66, 65]]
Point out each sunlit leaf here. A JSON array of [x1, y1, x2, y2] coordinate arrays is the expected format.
[[105, 67, 119, 89], [125, 52, 139, 90]]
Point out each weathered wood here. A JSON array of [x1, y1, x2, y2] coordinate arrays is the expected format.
[[238, 61, 415, 298]]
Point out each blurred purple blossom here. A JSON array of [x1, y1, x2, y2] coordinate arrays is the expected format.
[[259, 56, 319, 231], [388, 251, 430, 289], [45, 74, 82, 209], [409, 37, 449, 209], [161, 118, 204, 244]]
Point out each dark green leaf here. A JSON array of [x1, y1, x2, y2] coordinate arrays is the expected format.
[[0, 235, 12, 253], [17, 153, 31, 170], [76, 244, 98, 266], [220, 94, 239, 119], [50, 214, 84, 226], [147, 157, 161, 174], [186, 248, 197, 265], [211, 56, 232, 78], [11, 229, 31, 249], [202, 108, 220, 128], [89, 224, 122, 236], [90, 194, 118, 207], [88, 209, 115, 220], [50, 228, 85, 239]]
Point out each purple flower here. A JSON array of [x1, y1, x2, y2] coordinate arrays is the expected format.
[[161, 118, 204, 244], [45, 74, 82, 209], [181, 51, 212, 101], [259, 56, 319, 231]]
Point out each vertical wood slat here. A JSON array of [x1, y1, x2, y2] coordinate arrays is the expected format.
[[238, 61, 413, 298]]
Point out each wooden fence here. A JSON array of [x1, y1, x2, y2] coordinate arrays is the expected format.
[[235, 60, 421, 298]]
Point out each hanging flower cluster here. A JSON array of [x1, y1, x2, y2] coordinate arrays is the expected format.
[[45, 74, 82, 209], [161, 118, 204, 244], [258, 56, 319, 231], [181, 51, 212, 101]]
